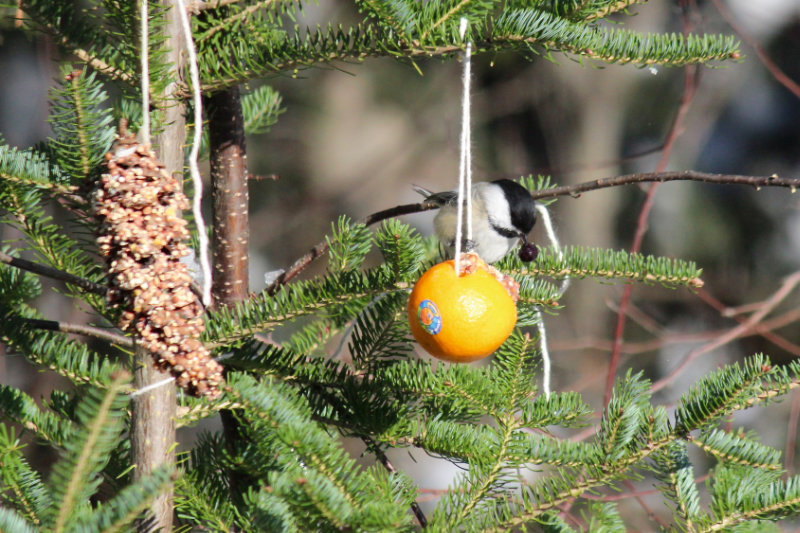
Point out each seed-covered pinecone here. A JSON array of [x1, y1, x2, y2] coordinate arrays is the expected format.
[[94, 126, 224, 398]]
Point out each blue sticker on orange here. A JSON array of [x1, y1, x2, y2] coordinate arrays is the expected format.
[[417, 299, 442, 335]]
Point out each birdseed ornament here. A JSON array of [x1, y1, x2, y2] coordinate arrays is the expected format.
[[93, 125, 224, 398], [408, 253, 518, 362]]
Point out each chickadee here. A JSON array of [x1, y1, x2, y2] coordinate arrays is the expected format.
[[414, 179, 539, 263]]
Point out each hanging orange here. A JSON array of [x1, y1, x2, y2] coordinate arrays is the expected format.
[[408, 255, 517, 362]]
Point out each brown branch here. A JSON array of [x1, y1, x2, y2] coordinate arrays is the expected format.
[[20, 318, 133, 347], [265, 202, 437, 293], [528, 170, 800, 201], [650, 271, 800, 394], [549, 307, 800, 356], [265, 170, 799, 295], [186, 0, 245, 13], [366, 439, 428, 528], [0, 250, 106, 295]]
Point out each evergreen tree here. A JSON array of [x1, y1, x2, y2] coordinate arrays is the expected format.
[[1, 0, 799, 531]]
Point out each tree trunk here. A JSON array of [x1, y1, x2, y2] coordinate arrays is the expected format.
[[205, 86, 250, 511], [131, 1, 185, 530]]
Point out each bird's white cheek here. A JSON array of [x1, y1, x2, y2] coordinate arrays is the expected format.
[[472, 227, 517, 263]]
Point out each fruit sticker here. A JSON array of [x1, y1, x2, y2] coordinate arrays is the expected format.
[[417, 299, 442, 335]]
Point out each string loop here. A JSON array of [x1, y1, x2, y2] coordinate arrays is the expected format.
[[454, 17, 473, 275]]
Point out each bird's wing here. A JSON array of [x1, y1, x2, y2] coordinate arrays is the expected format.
[[412, 185, 458, 206]]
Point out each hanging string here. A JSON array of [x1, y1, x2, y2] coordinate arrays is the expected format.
[[534, 203, 568, 398], [454, 17, 473, 275], [140, 0, 150, 145], [175, 0, 213, 307], [130, 376, 174, 397]]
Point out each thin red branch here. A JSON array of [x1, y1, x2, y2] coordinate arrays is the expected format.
[[695, 288, 800, 355], [650, 271, 800, 393], [785, 390, 800, 476], [550, 307, 800, 356], [711, 0, 800, 100], [604, 63, 700, 407]]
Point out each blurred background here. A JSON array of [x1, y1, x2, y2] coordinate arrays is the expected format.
[[2, 0, 800, 529]]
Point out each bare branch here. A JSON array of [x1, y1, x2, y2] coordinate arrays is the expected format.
[[0, 250, 106, 295], [529, 170, 800, 201], [650, 271, 800, 394], [265, 171, 800, 295], [20, 317, 133, 347], [711, 0, 800, 100], [605, 59, 701, 407], [186, 0, 245, 14]]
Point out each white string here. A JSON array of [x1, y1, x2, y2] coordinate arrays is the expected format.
[[535, 310, 551, 397], [533, 204, 568, 398], [130, 376, 175, 397], [454, 17, 473, 274], [175, 0, 213, 307], [140, 0, 150, 145]]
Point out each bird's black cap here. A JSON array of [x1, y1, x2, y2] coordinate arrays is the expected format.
[[491, 179, 537, 235]]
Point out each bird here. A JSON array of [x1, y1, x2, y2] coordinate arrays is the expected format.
[[414, 179, 538, 263]]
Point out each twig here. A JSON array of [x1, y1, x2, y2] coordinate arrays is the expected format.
[[367, 440, 428, 528], [528, 170, 799, 201], [0, 250, 106, 295], [185, 0, 245, 13], [785, 390, 800, 476], [710, 0, 800, 100], [695, 289, 800, 355], [650, 271, 800, 394], [604, 62, 700, 407], [19, 317, 132, 347], [266, 202, 437, 293], [549, 307, 800, 356], [622, 479, 669, 528]]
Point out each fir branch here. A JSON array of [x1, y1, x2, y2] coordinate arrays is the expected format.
[[48, 371, 131, 533], [584, 0, 647, 21], [503, 246, 704, 289], [0, 144, 80, 201], [0, 426, 50, 526], [196, 0, 277, 43], [17, 2, 136, 84], [693, 429, 782, 471], [704, 465, 800, 532], [70, 467, 175, 533], [0, 385, 74, 447], [493, 8, 739, 66], [0, 508, 37, 533]]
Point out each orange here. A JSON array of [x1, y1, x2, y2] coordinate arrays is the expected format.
[[408, 259, 517, 362]]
